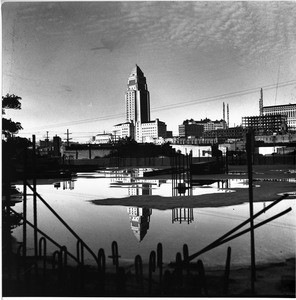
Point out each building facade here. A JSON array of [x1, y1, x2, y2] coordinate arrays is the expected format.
[[242, 114, 287, 135], [262, 103, 296, 132], [178, 122, 204, 138]]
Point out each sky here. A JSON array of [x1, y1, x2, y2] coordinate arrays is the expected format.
[[2, 1, 296, 142]]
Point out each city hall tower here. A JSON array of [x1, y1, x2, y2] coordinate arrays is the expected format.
[[125, 65, 150, 123]]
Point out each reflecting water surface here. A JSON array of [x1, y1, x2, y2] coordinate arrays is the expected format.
[[12, 169, 296, 269]]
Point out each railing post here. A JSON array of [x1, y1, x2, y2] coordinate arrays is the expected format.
[[197, 259, 207, 295], [223, 246, 231, 295], [116, 267, 126, 295], [162, 270, 172, 295], [246, 129, 256, 295], [52, 250, 62, 285], [135, 255, 143, 293], [16, 244, 23, 281], [183, 244, 189, 274], [148, 250, 156, 294], [175, 252, 183, 287], [97, 248, 106, 292], [77, 240, 85, 291], [32, 135, 38, 259], [61, 245, 68, 281], [109, 241, 120, 271], [38, 237, 47, 279], [157, 243, 163, 288], [23, 145, 27, 259]]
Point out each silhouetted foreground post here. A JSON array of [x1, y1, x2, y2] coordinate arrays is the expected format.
[[246, 129, 256, 295], [223, 246, 231, 295]]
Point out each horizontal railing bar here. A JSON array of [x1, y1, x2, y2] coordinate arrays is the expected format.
[[10, 208, 79, 263], [213, 207, 292, 246], [25, 182, 98, 265], [186, 194, 288, 262], [185, 207, 292, 263]]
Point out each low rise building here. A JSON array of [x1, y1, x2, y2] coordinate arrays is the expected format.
[[179, 122, 204, 138], [140, 118, 167, 143], [202, 126, 247, 143], [113, 122, 135, 140], [263, 103, 296, 132], [91, 133, 114, 144]]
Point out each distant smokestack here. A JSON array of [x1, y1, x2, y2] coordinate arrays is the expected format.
[[227, 104, 229, 127], [259, 88, 263, 116], [223, 102, 225, 121]]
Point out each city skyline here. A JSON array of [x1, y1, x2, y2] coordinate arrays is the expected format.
[[2, 1, 296, 142]]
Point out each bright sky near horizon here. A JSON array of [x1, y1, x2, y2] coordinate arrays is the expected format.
[[2, 1, 296, 142]]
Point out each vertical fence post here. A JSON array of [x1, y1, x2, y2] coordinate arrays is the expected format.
[[16, 244, 23, 281], [183, 244, 189, 274], [111, 241, 120, 271], [23, 145, 27, 259], [77, 240, 85, 292], [52, 250, 62, 285], [148, 251, 156, 294], [32, 135, 38, 260], [135, 255, 144, 293], [197, 259, 207, 295], [175, 252, 183, 287], [157, 243, 163, 288], [223, 246, 231, 295], [38, 237, 47, 279], [246, 130, 256, 295], [97, 248, 106, 292], [61, 246, 68, 282]]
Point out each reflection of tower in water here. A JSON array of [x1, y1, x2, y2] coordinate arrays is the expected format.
[[172, 208, 194, 224], [127, 207, 152, 242], [128, 183, 152, 196]]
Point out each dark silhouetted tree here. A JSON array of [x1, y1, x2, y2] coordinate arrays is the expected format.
[[2, 94, 23, 138]]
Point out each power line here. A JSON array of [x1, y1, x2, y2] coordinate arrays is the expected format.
[[24, 79, 296, 131], [151, 80, 296, 112]]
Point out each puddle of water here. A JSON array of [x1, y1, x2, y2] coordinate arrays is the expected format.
[[11, 169, 296, 269]]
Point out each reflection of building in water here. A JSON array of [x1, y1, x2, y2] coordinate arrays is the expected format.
[[127, 207, 152, 242], [217, 179, 229, 189], [63, 181, 75, 190], [172, 208, 194, 224], [110, 168, 166, 196], [128, 183, 152, 196], [54, 180, 75, 190]]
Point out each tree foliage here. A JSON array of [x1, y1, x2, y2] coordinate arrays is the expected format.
[[2, 94, 22, 113], [2, 94, 23, 138]]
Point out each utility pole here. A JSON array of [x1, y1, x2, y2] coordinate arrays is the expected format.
[[64, 129, 72, 147]]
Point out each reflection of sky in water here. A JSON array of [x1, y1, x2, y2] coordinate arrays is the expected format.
[[12, 169, 296, 269]]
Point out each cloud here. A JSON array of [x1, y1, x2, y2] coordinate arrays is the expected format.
[[61, 85, 72, 93], [3, 2, 296, 73], [91, 37, 122, 52]]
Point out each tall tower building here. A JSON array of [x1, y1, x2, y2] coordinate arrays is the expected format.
[[125, 65, 150, 123]]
